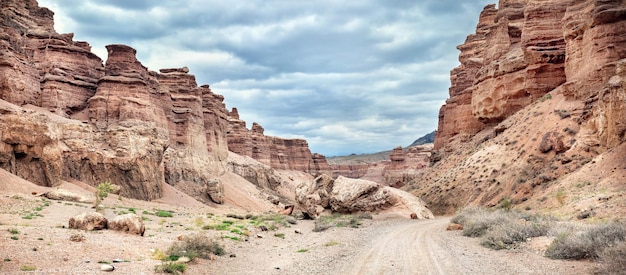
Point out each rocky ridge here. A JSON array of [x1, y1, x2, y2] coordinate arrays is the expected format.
[[0, 0, 326, 204], [418, 0, 626, 217]]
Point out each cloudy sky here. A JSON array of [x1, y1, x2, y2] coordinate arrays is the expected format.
[[38, 0, 493, 156]]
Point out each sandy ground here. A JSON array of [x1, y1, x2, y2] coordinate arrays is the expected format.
[[0, 169, 598, 275]]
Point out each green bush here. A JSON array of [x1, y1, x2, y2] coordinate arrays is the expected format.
[[156, 210, 174, 218]]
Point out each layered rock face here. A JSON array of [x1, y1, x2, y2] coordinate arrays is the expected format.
[[422, 0, 626, 215], [436, 0, 570, 149], [0, 0, 327, 203], [227, 109, 319, 172], [157, 67, 229, 203]]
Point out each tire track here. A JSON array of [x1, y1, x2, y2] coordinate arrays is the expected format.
[[347, 218, 454, 275]]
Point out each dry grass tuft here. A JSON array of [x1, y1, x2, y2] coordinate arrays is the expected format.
[[545, 220, 626, 260], [167, 233, 225, 260]]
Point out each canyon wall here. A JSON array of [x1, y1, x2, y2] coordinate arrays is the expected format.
[[226, 108, 323, 172], [436, 0, 625, 152], [0, 0, 324, 203], [422, 0, 626, 216]]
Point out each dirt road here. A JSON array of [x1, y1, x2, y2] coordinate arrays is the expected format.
[[344, 218, 594, 275]]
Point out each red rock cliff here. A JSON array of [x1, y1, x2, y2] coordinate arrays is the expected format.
[[0, 0, 326, 202], [226, 109, 321, 172], [423, 0, 626, 215], [436, 0, 625, 151]]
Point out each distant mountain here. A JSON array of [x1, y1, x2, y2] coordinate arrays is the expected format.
[[326, 150, 392, 165], [409, 131, 435, 147]]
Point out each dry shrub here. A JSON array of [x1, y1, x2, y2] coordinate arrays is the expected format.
[[597, 241, 626, 274], [313, 213, 368, 232], [453, 207, 554, 249], [481, 220, 551, 250], [454, 208, 520, 237], [167, 233, 225, 260], [545, 220, 626, 260]]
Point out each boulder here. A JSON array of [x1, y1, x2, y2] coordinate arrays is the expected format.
[[68, 212, 108, 231], [296, 175, 433, 219], [206, 178, 224, 204], [446, 223, 464, 231], [295, 174, 335, 219], [108, 213, 146, 236], [42, 189, 91, 203]]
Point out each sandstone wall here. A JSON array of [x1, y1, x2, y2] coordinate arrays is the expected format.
[[424, 0, 626, 215], [0, 0, 328, 202], [226, 109, 321, 172]]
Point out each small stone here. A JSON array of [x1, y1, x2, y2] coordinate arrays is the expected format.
[[256, 234, 263, 238], [294, 229, 302, 234], [85, 260, 91, 263], [100, 264, 115, 271], [229, 254, 236, 258], [112, 258, 123, 263]]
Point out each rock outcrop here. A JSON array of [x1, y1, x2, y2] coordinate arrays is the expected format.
[[0, 0, 322, 203], [296, 175, 434, 219], [227, 111, 320, 172], [420, 0, 626, 216]]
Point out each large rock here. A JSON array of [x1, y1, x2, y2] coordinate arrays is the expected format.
[[296, 175, 433, 219], [68, 212, 108, 231], [295, 174, 335, 218], [108, 213, 145, 236], [41, 189, 91, 203]]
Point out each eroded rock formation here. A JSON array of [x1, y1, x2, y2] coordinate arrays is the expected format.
[[227, 110, 320, 172], [0, 0, 323, 203], [296, 174, 434, 219], [421, 0, 626, 216]]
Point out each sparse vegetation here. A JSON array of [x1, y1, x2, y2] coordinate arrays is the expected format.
[[8, 228, 19, 234], [166, 233, 225, 260], [155, 210, 174, 218], [154, 262, 187, 274], [545, 220, 626, 260], [95, 181, 114, 212], [313, 213, 370, 232], [324, 240, 340, 247], [555, 189, 567, 206], [597, 241, 626, 274], [454, 207, 626, 272], [274, 233, 285, 239], [20, 265, 36, 271], [453, 207, 553, 248], [297, 248, 309, 253]]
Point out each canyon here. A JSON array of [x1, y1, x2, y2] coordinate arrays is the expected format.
[[1, 0, 625, 222], [1, 0, 625, 274]]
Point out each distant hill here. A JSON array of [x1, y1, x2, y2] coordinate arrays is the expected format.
[[409, 131, 435, 147], [327, 131, 436, 165], [326, 150, 392, 165]]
